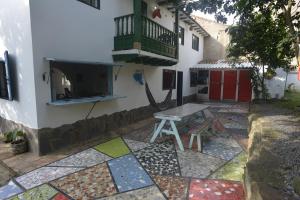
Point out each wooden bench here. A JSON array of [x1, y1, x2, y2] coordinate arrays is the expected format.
[[188, 119, 212, 152]]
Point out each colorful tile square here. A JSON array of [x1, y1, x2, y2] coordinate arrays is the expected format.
[[108, 154, 153, 192], [123, 138, 150, 152], [94, 137, 130, 158], [15, 167, 83, 189], [51, 163, 117, 199], [98, 186, 166, 200], [210, 152, 247, 182], [0, 180, 23, 199], [152, 175, 189, 200], [48, 148, 111, 168], [134, 142, 181, 176], [52, 193, 70, 200], [9, 184, 58, 200], [203, 138, 242, 161], [189, 179, 245, 200], [177, 149, 225, 178]]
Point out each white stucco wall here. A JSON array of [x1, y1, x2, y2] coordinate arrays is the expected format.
[[0, 0, 38, 129], [265, 68, 286, 99], [29, 0, 204, 129], [285, 71, 300, 92]]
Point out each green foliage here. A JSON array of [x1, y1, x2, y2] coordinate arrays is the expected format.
[[275, 91, 300, 110], [4, 130, 26, 143], [250, 67, 270, 100]]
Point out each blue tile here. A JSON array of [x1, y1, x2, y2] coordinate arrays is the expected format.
[[0, 180, 23, 199], [108, 154, 153, 192]]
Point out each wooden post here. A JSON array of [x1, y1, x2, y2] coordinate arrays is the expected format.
[[174, 7, 179, 59], [133, 0, 142, 49]]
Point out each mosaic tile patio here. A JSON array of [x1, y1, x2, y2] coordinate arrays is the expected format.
[[15, 166, 83, 189], [124, 138, 150, 152], [152, 175, 189, 200], [4, 103, 249, 200], [134, 142, 181, 176], [177, 149, 225, 178], [203, 138, 243, 161], [9, 184, 58, 200], [0, 180, 23, 199], [94, 137, 130, 158], [108, 154, 153, 192], [189, 179, 245, 200], [48, 148, 111, 168], [51, 163, 117, 199], [99, 186, 166, 200], [210, 152, 247, 182]]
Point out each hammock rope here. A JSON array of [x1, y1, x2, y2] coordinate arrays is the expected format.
[[143, 72, 174, 111]]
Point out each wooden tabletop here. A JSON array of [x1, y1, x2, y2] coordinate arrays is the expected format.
[[154, 103, 209, 120]]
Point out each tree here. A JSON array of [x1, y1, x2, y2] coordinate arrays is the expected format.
[[184, 0, 300, 65], [226, 13, 295, 99]]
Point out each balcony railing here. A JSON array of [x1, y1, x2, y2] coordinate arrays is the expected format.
[[114, 14, 177, 59]]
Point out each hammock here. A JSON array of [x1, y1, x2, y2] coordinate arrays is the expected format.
[[145, 81, 173, 111]]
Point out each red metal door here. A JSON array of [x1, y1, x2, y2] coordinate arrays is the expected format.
[[223, 71, 237, 100], [238, 70, 252, 102], [209, 71, 222, 100]]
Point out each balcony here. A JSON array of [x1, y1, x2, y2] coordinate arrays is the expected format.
[[112, 14, 178, 66]]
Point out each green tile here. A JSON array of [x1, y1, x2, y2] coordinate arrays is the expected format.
[[209, 151, 247, 182], [9, 184, 58, 200], [94, 137, 130, 158]]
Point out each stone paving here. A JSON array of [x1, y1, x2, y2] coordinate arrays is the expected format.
[[0, 103, 249, 200]]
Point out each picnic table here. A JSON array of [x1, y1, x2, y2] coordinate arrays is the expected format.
[[150, 103, 209, 151]]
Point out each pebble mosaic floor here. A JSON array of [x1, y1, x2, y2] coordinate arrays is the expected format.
[[0, 103, 248, 200]]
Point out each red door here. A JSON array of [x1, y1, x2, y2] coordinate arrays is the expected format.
[[238, 70, 252, 102], [209, 71, 222, 100], [223, 71, 237, 100]]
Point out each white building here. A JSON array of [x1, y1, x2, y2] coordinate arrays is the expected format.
[[0, 0, 209, 155]]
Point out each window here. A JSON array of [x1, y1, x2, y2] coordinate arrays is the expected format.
[[179, 26, 185, 45], [50, 61, 112, 101], [142, 1, 148, 16], [198, 70, 209, 85], [163, 69, 176, 90], [0, 51, 13, 101], [78, 0, 100, 9], [190, 71, 198, 87], [192, 34, 199, 51]]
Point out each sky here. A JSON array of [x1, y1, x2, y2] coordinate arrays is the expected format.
[[192, 10, 237, 25]]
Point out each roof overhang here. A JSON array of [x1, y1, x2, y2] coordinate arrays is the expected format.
[[45, 57, 123, 67]]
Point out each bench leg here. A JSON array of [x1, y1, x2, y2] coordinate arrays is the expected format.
[[196, 134, 202, 152], [189, 134, 196, 149], [170, 121, 184, 151], [150, 120, 166, 143], [154, 123, 163, 138]]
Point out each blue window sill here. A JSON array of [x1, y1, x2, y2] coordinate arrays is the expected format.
[[47, 95, 126, 106]]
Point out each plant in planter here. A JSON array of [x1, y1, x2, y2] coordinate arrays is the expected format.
[[4, 130, 28, 155]]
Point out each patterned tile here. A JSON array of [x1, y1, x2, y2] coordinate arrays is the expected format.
[[98, 186, 166, 200], [51, 163, 117, 199], [52, 193, 70, 200], [203, 138, 242, 161], [218, 108, 248, 114], [123, 126, 154, 143], [94, 137, 130, 158], [223, 122, 247, 130], [15, 167, 83, 189], [108, 154, 153, 192], [189, 179, 245, 200], [210, 152, 247, 182], [177, 149, 225, 179], [0, 180, 23, 199], [134, 142, 181, 176], [123, 138, 150, 152], [9, 184, 58, 200], [152, 175, 189, 200], [48, 148, 111, 168]]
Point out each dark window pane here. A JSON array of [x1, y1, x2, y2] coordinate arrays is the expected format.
[[179, 26, 184, 45], [192, 34, 199, 51], [190, 71, 198, 87], [163, 69, 176, 90], [198, 70, 209, 85], [78, 0, 100, 9], [142, 1, 148, 16], [0, 61, 8, 99]]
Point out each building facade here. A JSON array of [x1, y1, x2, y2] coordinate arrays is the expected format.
[[0, 0, 209, 155]]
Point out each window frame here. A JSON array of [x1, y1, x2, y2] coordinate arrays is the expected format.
[[49, 61, 113, 102], [162, 69, 176, 90], [0, 61, 8, 100], [190, 70, 198, 87], [192, 34, 199, 51], [77, 0, 100, 10]]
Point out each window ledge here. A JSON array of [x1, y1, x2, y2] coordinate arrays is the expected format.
[[47, 95, 126, 106]]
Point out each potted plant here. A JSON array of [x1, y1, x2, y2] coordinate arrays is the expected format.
[[4, 130, 28, 155]]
